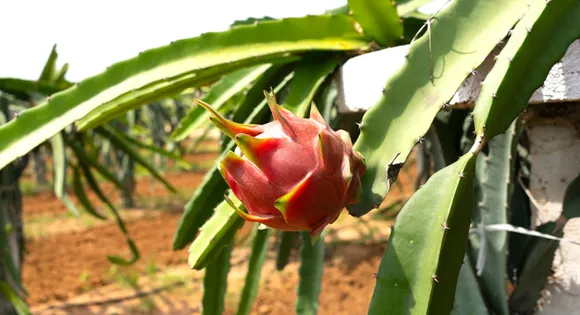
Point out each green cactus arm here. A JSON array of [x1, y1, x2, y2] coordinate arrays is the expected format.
[[0, 281, 30, 315], [283, 55, 340, 118], [276, 231, 299, 271], [187, 195, 245, 270], [202, 241, 233, 315], [347, 0, 532, 216], [76, 160, 140, 265], [0, 15, 370, 171], [347, 0, 403, 46], [71, 166, 107, 220], [469, 120, 521, 315], [172, 73, 292, 250], [473, 0, 580, 139], [171, 64, 273, 141], [38, 44, 59, 82], [117, 128, 190, 169], [95, 125, 177, 194], [508, 222, 562, 313], [369, 152, 477, 315], [236, 228, 272, 315], [396, 0, 436, 17], [0, 78, 68, 99], [295, 232, 325, 315], [452, 255, 489, 315], [53, 63, 70, 86], [66, 138, 129, 194], [49, 131, 80, 216]]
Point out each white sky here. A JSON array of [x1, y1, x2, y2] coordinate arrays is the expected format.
[[0, 0, 345, 82]]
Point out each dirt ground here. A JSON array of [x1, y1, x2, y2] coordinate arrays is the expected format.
[[20, 145, 418, 315]]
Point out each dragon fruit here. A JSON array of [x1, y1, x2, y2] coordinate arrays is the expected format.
[[195, 91, 365, 238]]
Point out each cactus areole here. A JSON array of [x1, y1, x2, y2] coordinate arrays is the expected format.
[[195, 91, 365, 238]]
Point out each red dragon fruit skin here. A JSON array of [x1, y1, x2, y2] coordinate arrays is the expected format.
[[194, 90, 365, 238]]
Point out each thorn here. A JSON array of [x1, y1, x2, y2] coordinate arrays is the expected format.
[[388, 152, 401, 166], [355, 122, 363, 130], [431, 274, 439, 283], [492, 92, 497, 98], [471, 68, 477, 76], [458, 171, 466, 178], [388, 223, 395, 230], [373, 272, 378, 279], [441, 223, 450, 230], [525, 26, 532, 33], [417, 137, 424, 144], [493, 54, 499, 60], [506, 56, 513, 63]]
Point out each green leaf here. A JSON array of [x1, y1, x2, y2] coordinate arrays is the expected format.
[[348, 0, 533, 216], [187, 195, 245, 270], [276, 231, 299, 271], [348, 0, 403, 45], [202, 241, 233, 315], [95, 125, 177, 194], [0, 15, 370, 171], [369, 152, 477, 315], [473, 0, 580, 139], [0, 281, 31, 315], [236, 228, 272, 315], [295, 232, 325, 315], [171, 64, 273, 141], [283, 54, 341, 117], [49, 131, 80, 216]]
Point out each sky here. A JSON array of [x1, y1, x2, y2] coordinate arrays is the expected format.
[[0, 0, 345, 81]]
